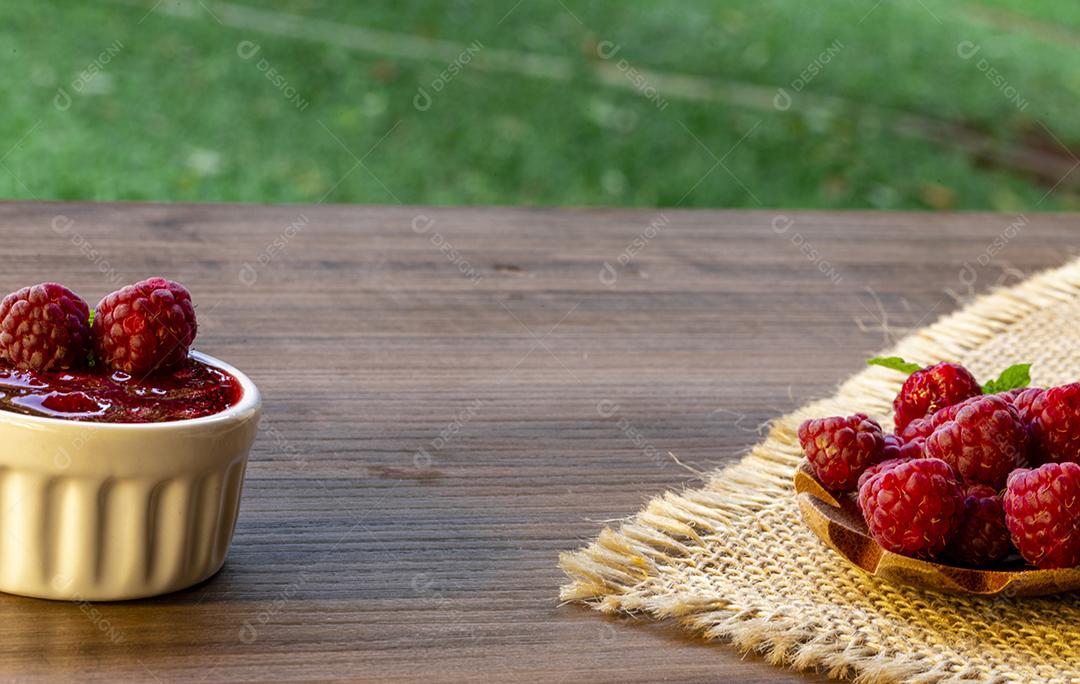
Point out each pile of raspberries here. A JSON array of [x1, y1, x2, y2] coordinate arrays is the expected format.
[[799, 356, 1080, 570], [0, 278, 197, 376]]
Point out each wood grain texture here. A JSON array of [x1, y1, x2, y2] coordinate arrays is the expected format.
[[0, 202, 1075, 682]]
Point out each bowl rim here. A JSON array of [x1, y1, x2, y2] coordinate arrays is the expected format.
[[0, 350, 261, 432]]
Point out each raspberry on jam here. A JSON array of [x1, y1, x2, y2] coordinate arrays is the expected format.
[[93, 277, 198, 375]]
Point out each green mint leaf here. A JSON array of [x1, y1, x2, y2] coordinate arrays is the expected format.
[[88, 309, 95, 328], [867, 356, 923, 376], [983, 363, 1031, 394]]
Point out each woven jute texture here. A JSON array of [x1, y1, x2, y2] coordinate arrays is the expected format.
[[560, 258, 1080, 683]]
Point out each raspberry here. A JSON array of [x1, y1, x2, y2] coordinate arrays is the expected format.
[[923, 394, 1027, 489], [798, 413, 885, 492], [946, 484, 1013, 566], [1029, 384, 1080, 464], [959, 483, 998, 499], [1003, 462, 1080, 569], [882, 433, 923, 459], [898, 416, 935, 442], [897, 394, 984, 442], [1001, 387, 1044, 464], [893, 362, 981, 432], [857, 455, 915, 492], [0, 283, 91, 371], [1003, 387, 1044, 425], [905, 392, 1040, 469], [93, 278, 198, 375], [858, 435, 924, 490], [858, 458, 964, 558]]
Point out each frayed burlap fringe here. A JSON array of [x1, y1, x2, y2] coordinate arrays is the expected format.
[[560, 257, 1080, 683]]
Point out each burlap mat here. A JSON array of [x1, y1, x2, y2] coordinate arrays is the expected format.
[[560, 257, 1080, 683]]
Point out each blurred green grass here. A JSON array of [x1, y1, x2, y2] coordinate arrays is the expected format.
[[1, 0, 1077, 209]]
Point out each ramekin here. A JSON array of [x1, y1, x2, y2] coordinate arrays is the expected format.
[[0, 351, 260, 601]]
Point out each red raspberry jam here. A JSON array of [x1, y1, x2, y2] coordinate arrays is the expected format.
[[0, 357, 242, 423]]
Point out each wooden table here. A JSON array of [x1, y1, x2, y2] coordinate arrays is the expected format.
[[0, 202, 1073, 682]]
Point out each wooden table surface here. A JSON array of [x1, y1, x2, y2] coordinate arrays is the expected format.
[[0, 202, 1074, 682]]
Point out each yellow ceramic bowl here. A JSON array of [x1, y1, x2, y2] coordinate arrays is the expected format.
[[0, 351, 260, 601]]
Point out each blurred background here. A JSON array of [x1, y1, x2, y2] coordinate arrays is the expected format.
[[2, 0, 1077, 210]]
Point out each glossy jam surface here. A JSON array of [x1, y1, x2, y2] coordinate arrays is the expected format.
[[0, 357, 242, 423]]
